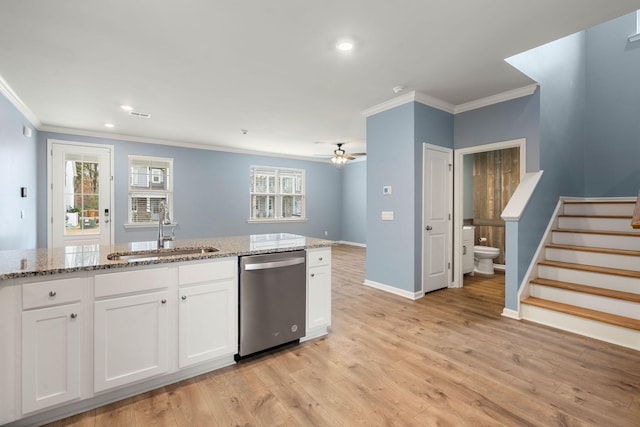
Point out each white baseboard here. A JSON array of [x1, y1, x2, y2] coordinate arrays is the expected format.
[[338, 240, 366, 248], [501, 308, 521, 320], [363, 279, 422, 300]]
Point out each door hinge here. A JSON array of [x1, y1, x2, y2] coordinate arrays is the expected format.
[[111, 176, 114, 181], [448, 262, 451, 270], [448, 163, 452, 171], [50, 183, 53, 190], [448, 213, 451, 220], [50, 149, 53, 156], [50, 217, 54, 224]]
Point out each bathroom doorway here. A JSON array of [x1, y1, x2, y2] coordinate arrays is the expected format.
[[452, 139, 526, 288]]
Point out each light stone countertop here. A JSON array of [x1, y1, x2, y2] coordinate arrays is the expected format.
[[0, 233, 334, 281]]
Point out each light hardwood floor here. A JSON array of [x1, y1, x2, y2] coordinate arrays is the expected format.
[[46, 245, 639, 426]]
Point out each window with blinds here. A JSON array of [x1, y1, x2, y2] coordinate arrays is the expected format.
[[250, 166, 305, 221], [128, 155, 173, 225]]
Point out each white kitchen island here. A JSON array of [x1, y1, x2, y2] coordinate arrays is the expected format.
[[0, 233, 332, 426]]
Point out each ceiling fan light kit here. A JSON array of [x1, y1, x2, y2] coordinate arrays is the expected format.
[[329, 142, 365, 167]]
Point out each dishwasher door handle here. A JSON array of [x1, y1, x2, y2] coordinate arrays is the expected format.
[[244, 257, 305, 271]]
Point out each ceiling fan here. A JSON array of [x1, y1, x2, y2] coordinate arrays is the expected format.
[[327, 143, 366, 166]]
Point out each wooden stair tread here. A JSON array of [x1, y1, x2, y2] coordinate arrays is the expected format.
[[522, 297, 640, 330], [546, 243, 640, 257], [530, 277, 640, 303], [553, 228, 640, 237], [538, 260, 640, 278]]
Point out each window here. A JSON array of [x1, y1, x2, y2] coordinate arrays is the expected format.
[[250, 166, 305, 221], [127, 155, 173, 225]]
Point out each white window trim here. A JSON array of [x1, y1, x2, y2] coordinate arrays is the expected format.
[[249, 166, 306, 222], [125, 155, 175, 227], [629, 10, 640, 43]]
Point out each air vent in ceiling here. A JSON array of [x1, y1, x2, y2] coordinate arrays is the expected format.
[[128, 111, 152, 119]]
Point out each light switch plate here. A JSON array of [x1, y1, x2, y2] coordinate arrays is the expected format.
[[381, 211, 394, 221], [383, 186, 392, 195]]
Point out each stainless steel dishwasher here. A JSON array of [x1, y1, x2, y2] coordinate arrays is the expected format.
[[238, 250, 306, 357]]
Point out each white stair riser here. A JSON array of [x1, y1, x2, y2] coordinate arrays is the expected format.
[[563, 203, 635, 217], [529, 284, 639, 319], [545, 248, 640, 272], [520, 304, 639, 351], [537, 265, 639, 294], [551, 231, 640, 251], [558, 217, 638, 233]]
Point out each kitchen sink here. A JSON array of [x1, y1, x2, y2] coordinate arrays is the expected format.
[[107, 247, 219, 262]]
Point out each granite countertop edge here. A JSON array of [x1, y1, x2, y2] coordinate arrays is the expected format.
[[0, 235, 335, 281]]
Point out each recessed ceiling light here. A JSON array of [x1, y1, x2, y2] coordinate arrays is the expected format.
[[120, 105, 133, 111], [104, 123, 115, 128], [336, 39, 354, 52]]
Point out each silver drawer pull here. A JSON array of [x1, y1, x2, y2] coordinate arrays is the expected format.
[[161, 299, 167, 304], [70, 313, 77, 319], [181, 295, 187, 300], [49, 291, 57, 297]]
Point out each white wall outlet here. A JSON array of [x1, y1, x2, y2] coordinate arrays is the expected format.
[[324, 230, 328, 236], [381, 211, 394, 221], [383, 186, 392, 195], [23, 125, 32, 138]]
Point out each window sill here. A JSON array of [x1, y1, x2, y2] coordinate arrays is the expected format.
[[123, 223, 178, 229], [247, 218, 308, 224], [629, 33, 640, 43]]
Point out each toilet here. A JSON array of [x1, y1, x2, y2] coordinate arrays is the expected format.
[[474, 245, 500, 274]]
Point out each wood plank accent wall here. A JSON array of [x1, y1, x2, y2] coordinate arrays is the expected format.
[[473, 148, 520, 265]]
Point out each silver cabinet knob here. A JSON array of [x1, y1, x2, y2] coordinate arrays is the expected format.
[[310, 273, 315, 278], [49, 291, 57, 297], [70, 313, 78, 319], [161, 299, 167, 304], [318, 257, 323, 261], [425, 225, 433, 231], [181, 295, 187, 300]]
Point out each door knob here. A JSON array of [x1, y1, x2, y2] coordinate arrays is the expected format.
[[425, 225, 433, 231]]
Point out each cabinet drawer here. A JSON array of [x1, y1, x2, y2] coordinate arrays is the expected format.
[[179, 258, 237, 286], [307, 248, 331, 268], [95, 267, 169, 298], [23, 277, 84, 310]]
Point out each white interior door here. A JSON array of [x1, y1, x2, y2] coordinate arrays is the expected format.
[[423, 144, 452, 293], [49, 141, 113, 248]]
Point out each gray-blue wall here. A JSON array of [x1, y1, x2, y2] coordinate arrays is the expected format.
[[366, 103, 416, 292], [366, 102, 453, 293], [585, 12, 640, 196], [340, 160, 366, 245], [0, 94, 38, 250], [454, 90, 541, 172], [35, 131, 343, 248]]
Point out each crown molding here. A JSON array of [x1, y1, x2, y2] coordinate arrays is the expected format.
[[362, 83, 539, 118], [0, 74, 41, 127], [361, 91, 418, 117], [361, 90, 455, 117], [414, 92, 456, 114], [38, 125, 333, 163], [453, 83, 538, 114]]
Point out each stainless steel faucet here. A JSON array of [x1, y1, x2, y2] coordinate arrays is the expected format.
[[157, 201, 172, 248]]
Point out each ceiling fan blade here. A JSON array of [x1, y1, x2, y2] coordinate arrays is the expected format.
[[349, 152, 366, 157]]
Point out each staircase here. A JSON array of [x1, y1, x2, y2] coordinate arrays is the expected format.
[[520, 199, 640, 350]]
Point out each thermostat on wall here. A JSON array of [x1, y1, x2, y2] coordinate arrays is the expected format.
[[383, 186, 392, 195]]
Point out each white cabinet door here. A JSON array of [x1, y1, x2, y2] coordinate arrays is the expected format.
[[22, 303, 81, 413], [307, 265, 331, 331], [178, 280, 237, 368], [94, 291, 168, 393]]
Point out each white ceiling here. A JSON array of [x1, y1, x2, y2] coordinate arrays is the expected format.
[[1, 1, 639, 159]]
